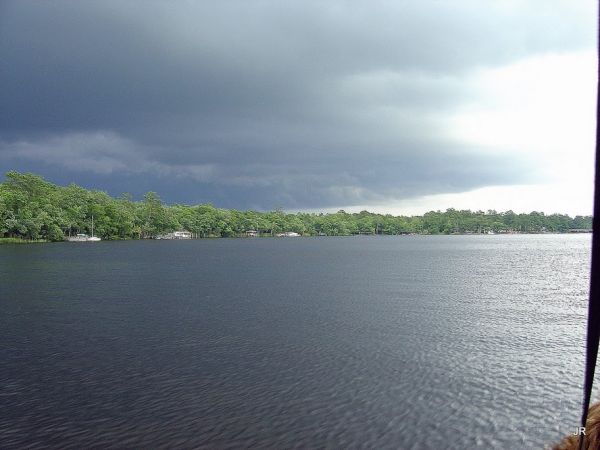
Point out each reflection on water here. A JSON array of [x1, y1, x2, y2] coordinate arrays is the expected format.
[[0, 235, 591, 449]]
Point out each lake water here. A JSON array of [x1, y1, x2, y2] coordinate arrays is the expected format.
[[0, 234, 592, 449]]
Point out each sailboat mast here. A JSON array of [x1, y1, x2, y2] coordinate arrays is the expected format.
[[91, 215, 94, 237]]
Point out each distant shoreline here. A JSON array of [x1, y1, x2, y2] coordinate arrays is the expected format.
[[1, 171, 593, 243], [0, 232, 592, 245]]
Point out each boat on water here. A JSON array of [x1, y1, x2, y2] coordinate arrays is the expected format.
[[275, 231, 301, 237], [67, 216, 101, 242], [155, 230, 192, 240]]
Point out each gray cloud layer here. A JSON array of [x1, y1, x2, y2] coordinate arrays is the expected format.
[[0, 1, 593, 209]]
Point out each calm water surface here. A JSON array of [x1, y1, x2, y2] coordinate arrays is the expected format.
[[0, 235, 592, 449]]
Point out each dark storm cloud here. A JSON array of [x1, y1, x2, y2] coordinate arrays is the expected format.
[[0, 1, 592, 209]]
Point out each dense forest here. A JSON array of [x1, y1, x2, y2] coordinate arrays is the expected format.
[[0, 171, 593, 242]]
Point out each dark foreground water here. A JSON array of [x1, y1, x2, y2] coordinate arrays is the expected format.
[[0, 235, 592, 449]]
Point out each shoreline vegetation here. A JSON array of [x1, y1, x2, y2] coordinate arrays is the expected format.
[[0, 171, 593, 243], [0, 237, 48, 245]]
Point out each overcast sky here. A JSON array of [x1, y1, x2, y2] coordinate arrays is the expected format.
[[0, 1, 596, 215]]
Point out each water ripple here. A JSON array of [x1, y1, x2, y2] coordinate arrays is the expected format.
[[0, 235, 592, 449]]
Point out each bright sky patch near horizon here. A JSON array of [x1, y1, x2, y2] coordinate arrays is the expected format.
[[0, 1, 596, 216]]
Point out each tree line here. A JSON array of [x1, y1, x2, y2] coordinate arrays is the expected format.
[[0, 171, 592, 241]]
